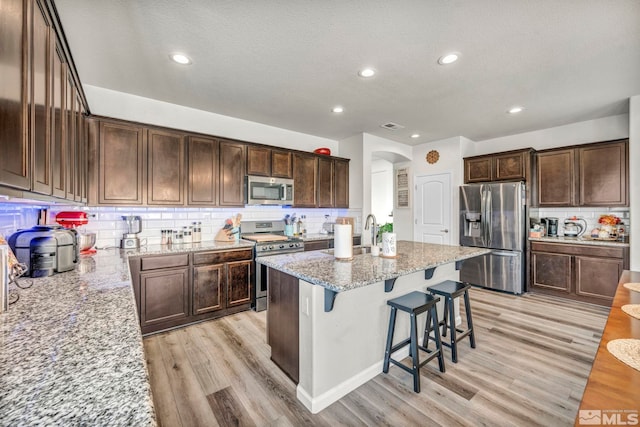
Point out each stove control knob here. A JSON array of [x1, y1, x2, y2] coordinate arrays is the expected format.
[[279, 244, 285, 249], [268, 245, 274, 250], [289, 243, 294, 248]]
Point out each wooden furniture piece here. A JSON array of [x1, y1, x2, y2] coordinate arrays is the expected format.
[[267, 267, 300, 383], [530, 241, 629, 306], [576, 270, 640, 424], [425, 280, 476, 363], [1, 0, 88, 202], [383, 291, 445, 393], [463, 148, 533, 183], [246, 146, 293, 178], [129, 247, 253, 335], [88, 115, 348, 208], [535, 139, 628, 207], [292, 152, 318, 207]]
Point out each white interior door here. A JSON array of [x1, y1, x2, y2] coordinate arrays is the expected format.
[[414, 173, 452, 244]]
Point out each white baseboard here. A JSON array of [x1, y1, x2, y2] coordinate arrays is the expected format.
[[297, 347, 411, 414]]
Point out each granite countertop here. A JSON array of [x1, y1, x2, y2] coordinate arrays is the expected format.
[[126, 240, 255, 257], [256, 240, 490, 292], [0, 240, 255, 425], [529, 236, 629, 248]]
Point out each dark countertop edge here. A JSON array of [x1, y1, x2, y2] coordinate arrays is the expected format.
[[256, 248, 490, 292], [529, 237, 629, 248]]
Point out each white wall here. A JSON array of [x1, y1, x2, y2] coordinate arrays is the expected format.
[[84, 85, 339, 153], [629, 96, 640, 269], [471, 114, 629, 154]]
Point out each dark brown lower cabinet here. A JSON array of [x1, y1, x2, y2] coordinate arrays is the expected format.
[[267, 268, 299, 383], [193, 264, 224, 315], [130, 248, 253, 335], [530, 241, 628, 306], [140, 267, 190, 329]]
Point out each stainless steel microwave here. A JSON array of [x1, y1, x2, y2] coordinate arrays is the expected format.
[[245, 175, 294, 205]]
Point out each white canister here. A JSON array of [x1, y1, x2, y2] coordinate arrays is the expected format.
[[381, 232, 397, 257]]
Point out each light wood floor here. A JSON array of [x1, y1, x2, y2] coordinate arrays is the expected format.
[[143, 288, 609, 427]]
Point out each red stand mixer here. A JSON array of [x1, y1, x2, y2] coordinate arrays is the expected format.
[[55, 211, 97, 254]]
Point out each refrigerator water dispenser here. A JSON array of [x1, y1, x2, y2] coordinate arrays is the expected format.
[[464, 212, 482, 238]]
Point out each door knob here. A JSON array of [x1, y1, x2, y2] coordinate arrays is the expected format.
[[440, 229, 449, 233]]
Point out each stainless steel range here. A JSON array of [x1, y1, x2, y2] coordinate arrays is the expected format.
[[241, 220, 305, 311]]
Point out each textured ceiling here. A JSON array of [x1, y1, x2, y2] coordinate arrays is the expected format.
[[55, 0, 640, 145]]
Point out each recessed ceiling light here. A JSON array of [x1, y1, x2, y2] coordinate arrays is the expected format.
[[438, 53, 459, 65], [411, 134, 420, 139], [358, 68, 376, 78], [170, 53, 192, 65], [332, 106, 344, 113], [508, 106, 524, 114]]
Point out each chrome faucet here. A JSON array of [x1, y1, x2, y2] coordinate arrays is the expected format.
[[364, 214, 378, 247]]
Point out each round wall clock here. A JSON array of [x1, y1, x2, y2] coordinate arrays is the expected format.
[[426, 150, 439, 164]]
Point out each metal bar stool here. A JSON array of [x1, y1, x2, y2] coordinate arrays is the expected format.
[[383, 291, 446, 392], [424, 280, 476, 363]]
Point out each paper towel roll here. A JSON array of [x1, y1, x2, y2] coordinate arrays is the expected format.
[[382, 232, 396, 257], [333, 224, 353, 260]]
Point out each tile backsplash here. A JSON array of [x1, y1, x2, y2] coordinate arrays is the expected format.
[[42, 206, 364, 249], [530, 207, 630, 237], [0, 204, 45, 239]]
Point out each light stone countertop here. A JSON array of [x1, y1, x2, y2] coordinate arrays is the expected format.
[[0, 239, 256, 426], [256, 240, 491, 292], [529, 236, 629, 248]]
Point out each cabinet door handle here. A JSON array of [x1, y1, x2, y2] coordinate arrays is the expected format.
[[440, 229, 449, 233]]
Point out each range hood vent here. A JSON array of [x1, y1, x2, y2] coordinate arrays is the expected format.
[[380, 122, 404, 130]]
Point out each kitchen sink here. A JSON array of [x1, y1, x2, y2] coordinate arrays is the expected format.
[[324, 246, 371, 255]]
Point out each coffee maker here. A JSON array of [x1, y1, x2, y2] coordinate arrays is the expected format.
[[121, 216, 142, 249], [541, 217, 559, 237]]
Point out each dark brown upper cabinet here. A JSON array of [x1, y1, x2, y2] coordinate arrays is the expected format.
[[317, 156, 334, 208], [535, 139, 628, 207], [65, 74, 76, 201], [0, 0, 30, 190], [147, 128, 186, 205], [293, 153, 318, 207], [272, 149, 293, 178], [247, 146, 271, 176], [536, 149, 575, 207], [219, 140, 246, 206], [75, 95, 87, 203], [464, 149, 532, 184], [187, 136, 218, 206], [334, 158, 349, 208], [95, 120, 146, 205], [247, 146, 293, 179], [31, 0, 52, 195], [578, 140, 627, 206], [51, 43, 67, 198]]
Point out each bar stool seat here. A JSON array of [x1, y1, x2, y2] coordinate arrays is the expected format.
[[383, 291, 445, 393], [425, 280, 476, 363]]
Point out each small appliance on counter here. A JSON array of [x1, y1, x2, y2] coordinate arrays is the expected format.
[[563, 217, 587, 237], [541, 217, 559, 237], [55, 211, 96, 254], [7, 226, 78, 277], [121, 216, 142, 249]]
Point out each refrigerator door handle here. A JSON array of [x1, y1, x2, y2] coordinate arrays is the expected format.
[[486, 189, 492, 245], [491, 250, 519, 257], [480, 187, 487, 245]]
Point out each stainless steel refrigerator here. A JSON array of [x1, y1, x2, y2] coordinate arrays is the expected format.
[[459, 181, 525, 294]]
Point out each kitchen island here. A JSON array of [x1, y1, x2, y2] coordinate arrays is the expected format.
[[257, 240, 490, 413]]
